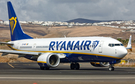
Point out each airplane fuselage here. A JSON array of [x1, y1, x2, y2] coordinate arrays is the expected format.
[[9, 36, 127, 63]]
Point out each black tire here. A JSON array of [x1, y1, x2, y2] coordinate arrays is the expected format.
[[109, 67, 114, 71], [70, 63, 80, 70], [70, 63, 75, 70], [45, 67, 50, 70], [40, 67, 45, 70], [75, 63, 80, 70]]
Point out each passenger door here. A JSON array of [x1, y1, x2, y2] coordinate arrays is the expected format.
[[115, 49, 117, 54], [99, 41, 104, 53]]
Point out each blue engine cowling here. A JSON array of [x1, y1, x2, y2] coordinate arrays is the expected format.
[[90, 62, 110, 67]]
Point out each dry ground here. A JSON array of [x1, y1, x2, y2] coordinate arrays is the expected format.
[[0, 24, 128, 40]]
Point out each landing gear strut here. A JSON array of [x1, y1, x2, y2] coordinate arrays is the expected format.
[[109, 64, 114, 71], [70, 62, 80, 70]]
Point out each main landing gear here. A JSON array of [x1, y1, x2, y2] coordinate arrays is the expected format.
[[70, 62, 80, 70], [109, 64, 114, 71], [40, 66, 50, 70]]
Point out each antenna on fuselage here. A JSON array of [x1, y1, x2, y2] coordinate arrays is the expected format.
[[64, 35, 66, 38]]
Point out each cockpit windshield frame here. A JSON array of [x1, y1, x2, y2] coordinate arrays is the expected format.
[[108, 43, 123, 47]]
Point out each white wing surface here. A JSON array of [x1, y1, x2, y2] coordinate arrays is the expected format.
[[0, 50, 40, 56]]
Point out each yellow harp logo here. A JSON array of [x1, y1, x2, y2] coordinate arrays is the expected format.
[[9, 17, 17, 35]]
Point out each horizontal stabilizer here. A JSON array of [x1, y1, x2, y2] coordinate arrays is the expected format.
[[0, 42, 13, 45]]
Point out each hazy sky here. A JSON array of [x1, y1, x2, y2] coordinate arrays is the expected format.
[[0, 0, 135, 21]]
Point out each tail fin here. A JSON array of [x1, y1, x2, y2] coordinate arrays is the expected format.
[[7, 1, 33, 41]]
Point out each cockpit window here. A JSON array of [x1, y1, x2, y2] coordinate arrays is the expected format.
[[109, 44, 114, 47], [108, 43, 123, 47], [121, 44, 123, 46], [115, 44, 120, 46]]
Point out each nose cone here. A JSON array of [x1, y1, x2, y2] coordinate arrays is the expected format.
[[118, 47, 127, 58]]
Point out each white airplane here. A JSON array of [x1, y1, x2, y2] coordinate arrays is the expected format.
[[0, 1, 131, 71]]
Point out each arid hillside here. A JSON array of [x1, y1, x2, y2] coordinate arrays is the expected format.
[[0, 24, 134, 41]]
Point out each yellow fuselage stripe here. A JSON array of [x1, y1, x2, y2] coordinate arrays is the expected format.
[[7, 45, 121, 59], [37, 61, 47, 63]]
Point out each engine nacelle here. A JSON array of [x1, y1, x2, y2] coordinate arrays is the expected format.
[[37, 53, 60, 68], [90, 62, 110, 67]]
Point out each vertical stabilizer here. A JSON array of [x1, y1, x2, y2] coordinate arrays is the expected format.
[[7, 1, 33, 41]]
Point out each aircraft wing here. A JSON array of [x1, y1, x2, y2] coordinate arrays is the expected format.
[[0, 50, 40, 56], [0, 50, 66, 59]]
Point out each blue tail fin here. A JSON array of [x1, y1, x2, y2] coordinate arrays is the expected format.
[[7, 1, 33, 41]]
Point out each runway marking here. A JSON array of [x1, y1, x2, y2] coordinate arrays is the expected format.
[[8, 63, 14, 68], [0, 75, 135, 80]]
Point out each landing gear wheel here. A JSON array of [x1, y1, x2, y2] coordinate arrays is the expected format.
[[109, 64, 114, 71], [40, 67, 45, 70], [40, 67, 50, 70], [70, 62, 80, 70], [109, 67, 114, 71], [45, 67, 50, 70], [75, 63, 80, 70], [70, 63, 75, 70]]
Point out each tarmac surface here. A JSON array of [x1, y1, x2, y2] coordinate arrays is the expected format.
[[0, 62, 135, 84]]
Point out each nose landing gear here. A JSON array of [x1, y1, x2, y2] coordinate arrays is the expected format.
[[109, 64, 114, 71], [108, 60, 119, 71]]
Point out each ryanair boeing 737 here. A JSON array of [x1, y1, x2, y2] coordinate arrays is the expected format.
[[0, 1, 132, 71]]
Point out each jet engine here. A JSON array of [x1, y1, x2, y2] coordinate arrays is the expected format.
[[90, 62, 110, 67], [37, 53, 60, 68]]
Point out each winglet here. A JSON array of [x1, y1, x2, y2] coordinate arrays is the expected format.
[[126, 35, 132, 51]]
